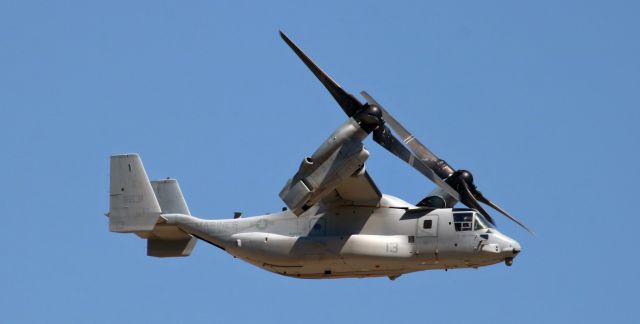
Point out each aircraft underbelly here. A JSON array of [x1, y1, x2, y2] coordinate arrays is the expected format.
[[227, 233, 445, 278]]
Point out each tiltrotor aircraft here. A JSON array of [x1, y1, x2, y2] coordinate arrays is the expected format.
[[107, 32, 531, 280]]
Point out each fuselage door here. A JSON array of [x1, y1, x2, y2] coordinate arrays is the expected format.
[[417, 214, 438, 237], [415, 214, 438, 257]]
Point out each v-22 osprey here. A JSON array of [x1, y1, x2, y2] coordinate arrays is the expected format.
[[106, 32, 532, 280]]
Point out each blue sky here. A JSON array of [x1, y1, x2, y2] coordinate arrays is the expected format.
[[1, 1, 638, 323]]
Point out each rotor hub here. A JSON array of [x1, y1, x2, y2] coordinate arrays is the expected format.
[[448, 169, 475, 189], [354, 104, 384, 132], [457, 170, 474, 185]]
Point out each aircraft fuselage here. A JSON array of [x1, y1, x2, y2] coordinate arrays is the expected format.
[[163, 195, 521, 279]]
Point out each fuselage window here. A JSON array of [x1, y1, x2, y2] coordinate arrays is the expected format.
[[453, 213, 473, 232], [423, 219, 432, 229]]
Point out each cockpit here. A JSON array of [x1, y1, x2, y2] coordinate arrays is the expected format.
[[453, 211, 493, 232]]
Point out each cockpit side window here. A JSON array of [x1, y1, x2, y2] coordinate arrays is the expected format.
[[453, 213, 473, 232]]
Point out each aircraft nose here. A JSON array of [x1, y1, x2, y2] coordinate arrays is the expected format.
[[507, 239, 521, 255], [502, 238, 521, 267], [511, 240, 521, 255]]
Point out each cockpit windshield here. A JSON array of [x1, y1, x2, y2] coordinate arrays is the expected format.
[[453, 211, 494, 232], [474, 213, 494, 230]]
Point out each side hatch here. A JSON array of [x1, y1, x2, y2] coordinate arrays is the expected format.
[[415, 214, 438, 259]]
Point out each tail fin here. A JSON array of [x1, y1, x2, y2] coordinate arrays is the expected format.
[[109, 154, 161, 233], [108, 154, 197, 257], [148, 179, 197, 257], [151, 179, 191, 215]]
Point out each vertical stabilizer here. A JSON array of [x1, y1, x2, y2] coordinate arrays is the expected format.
[[151, 179, 191, 215], [109, 154, 161, 233], [148, 178, 197, 257]]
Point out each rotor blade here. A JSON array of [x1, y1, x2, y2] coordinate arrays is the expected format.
[[373, 127, 461, 201], [457, 181, 496, 226], [473, 190, 534, 234], [279, 31, 363, 117], [361, 91, 450, 177]]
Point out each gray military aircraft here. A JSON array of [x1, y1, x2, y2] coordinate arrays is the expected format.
[[107, 32, 531, 280]]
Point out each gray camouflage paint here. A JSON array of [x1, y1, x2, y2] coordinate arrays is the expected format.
[[160, 195, 520, 279]]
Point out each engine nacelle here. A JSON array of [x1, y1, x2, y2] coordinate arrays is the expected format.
[[308, 118, 368, 170], [279, 118, 371, 216]]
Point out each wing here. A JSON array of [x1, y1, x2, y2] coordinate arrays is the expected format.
[[321, 170, 382, 207]]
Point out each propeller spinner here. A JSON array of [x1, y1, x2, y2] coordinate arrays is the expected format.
[[279, 31, 532, 234]]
